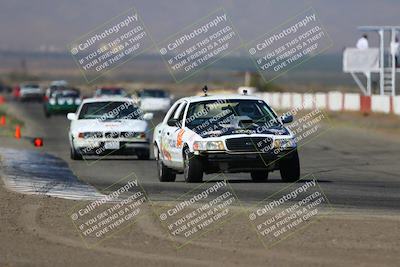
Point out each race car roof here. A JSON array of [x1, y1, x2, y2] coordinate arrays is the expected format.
[[97, 87, 125, 90], [81, 97, 134, 104], [179, 94, 262, 103]]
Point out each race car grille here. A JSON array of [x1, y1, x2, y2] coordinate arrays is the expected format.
[[225, 137, 272, 152], [105, 132, 120, 138]]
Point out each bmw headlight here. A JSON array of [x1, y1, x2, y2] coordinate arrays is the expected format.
[[78, 132, 103, 139], [193, 141, 225, 151], [121, 132, 146, 139], [49, 98, 56, 105], [74, 98, 81, 105]]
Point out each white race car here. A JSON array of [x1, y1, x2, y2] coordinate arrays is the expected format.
[[153, 92, 300, 183], [94, 87, 128, 98], [19, 83, 44, 101], [137, 89, 172, 112], [67, 97, 153, 160]]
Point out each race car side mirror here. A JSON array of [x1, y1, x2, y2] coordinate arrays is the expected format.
[[167, 118, 180, 127], [67, 113, 77, 120], [143, 113, 154, 120], [281, 114, 293, 124]]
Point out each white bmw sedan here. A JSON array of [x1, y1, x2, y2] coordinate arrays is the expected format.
[[67, 97, 153, 160]]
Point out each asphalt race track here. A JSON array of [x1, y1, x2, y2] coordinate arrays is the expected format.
[[8, 101, 400, 212]]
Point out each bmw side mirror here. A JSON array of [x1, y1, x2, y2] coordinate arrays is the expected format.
[[281, 114, 293, 124], [67, 113, 77, 120]]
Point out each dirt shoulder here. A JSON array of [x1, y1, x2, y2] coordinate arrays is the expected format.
[[1, 164, 399, 267]]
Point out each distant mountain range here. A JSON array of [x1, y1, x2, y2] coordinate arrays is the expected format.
[[0, 50, 353, 86]]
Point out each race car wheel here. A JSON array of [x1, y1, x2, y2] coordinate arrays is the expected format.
[[279, 149, 300, 182], [155, 146, 176, 182], [137, 149, 150, 160], [44, 109, 51, 118], [70, 145, 83, 160], [183, 149, 203, 183], [250, 171, 269, 182]]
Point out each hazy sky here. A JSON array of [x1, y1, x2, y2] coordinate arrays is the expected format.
[[1, 0, 399, 53]]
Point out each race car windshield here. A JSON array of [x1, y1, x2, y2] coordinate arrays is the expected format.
[[23, 84, 39, 88], [185, 99, 278, 130], [139, 90, 168, 98], [53, 89, 80, 98], [99, 88, 124, 95], [78, 101, 141, 120]]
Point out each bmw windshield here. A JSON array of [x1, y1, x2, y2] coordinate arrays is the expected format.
[[78, 101, 142, 120]]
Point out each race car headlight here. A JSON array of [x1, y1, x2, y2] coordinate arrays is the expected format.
[[136, 132, 146, 139], [274, 138, 296, 149], [74, 98, 81, 105], [193, 141, 225, 151], [49, 98, 56, 105]]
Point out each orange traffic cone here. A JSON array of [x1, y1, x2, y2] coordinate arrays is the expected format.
[[0, 115, 5, 126], [15, 125, 21, 139]]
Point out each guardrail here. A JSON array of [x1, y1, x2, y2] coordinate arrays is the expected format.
[[255, 91, 400, 115]]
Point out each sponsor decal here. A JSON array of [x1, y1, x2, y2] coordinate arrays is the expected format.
[[177, 129, 185, 147]]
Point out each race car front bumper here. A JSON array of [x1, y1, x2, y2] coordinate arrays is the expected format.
[[19, 93, 44, 101], [196, 149, 296, 174], [75, 140, 150, 156]]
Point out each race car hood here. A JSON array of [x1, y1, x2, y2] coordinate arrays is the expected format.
[[140, 98, 171, 111], [70, 119, 147, 133], [20, 87, 43, 94], [191, 117, 290, 138]]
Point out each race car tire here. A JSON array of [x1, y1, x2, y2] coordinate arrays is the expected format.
[[155, 146, 176, 182], [250, 171, 269, 182], [137, 149, 150, 160], [70, 145, 83, 160], [183, 149, 203, 183], [279, 149, 300, 182], [44, 109, 51, 118]]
